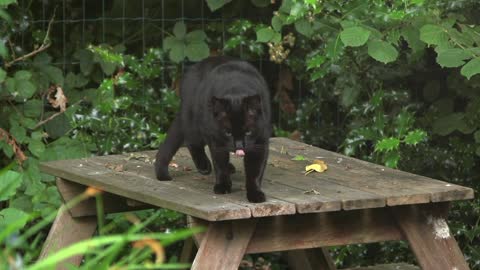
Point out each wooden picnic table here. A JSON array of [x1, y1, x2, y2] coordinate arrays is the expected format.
[[39, 137, 474, 270]]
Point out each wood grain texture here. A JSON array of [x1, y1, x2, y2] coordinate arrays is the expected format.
[[392, 204, 470, 270], [39, 205, 97, 269], [191, 219, 257, 270], [40, 137, 474, 222], [56, 178, 151, 217], [270, 137, 474, 205]]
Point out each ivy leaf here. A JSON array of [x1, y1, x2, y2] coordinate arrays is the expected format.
[[206, 0, 232, 11], [404, 130, 427, 145], [295, 19, 313, 37], [460, 57, 480, 80], [0, 170, 22, 201], [173, 21, 186, 38], [367, 40, 398, 64], [420, 24, 448, 45], [375, 137, 400, 152], [340, 26, 371, 47], [436, 48, 471, 68], [185, 42, 210, 62], [256, 27, 276, 43]]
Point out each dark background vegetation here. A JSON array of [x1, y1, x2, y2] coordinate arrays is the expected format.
[[0, 0, 479, 269]]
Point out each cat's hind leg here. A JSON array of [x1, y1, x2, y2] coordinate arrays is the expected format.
[[155, 114, 184, 181], [187, 144, 212, 175]]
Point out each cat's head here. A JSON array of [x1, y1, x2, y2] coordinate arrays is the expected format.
[[211, 95, 265, 152]]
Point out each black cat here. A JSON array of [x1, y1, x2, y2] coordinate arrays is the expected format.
[[154, 56, 271, 203]]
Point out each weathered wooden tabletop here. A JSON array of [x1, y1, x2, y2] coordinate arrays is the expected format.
[[40, 137, 474, 221]]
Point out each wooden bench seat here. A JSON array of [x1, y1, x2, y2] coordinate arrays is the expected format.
[[344, 263, 419, 270]]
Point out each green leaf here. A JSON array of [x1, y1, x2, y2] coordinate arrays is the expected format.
[[0, 0, 16, 6], [474, 130, 480, 143], [404, 130, 427, 145], [436, 48, 471, 68], [0, 68, 6, 83], [72, 49, 93, 75], [169, 42, 186, 63], [14, 70, 32, 80], [0, 42, 7, 58], [294, 19, 313, 37], [340, 26, 371, 47], [0, 170, 22, 201], [44, 66, 64, 85], [10, 123, 27, 143], [367, 40, 398, 64], [185, 42, 210, 62], [291, 155, 306, 161], [0, 208, 28, 235], [185, 30, 207, 42], [163, 36, 177, 50], [45, 113, 71, 139], [29, 139, 45, 158], [0, 9, 11, 22], [173, 21, 186, 38], [384, 151, 400, 168], [16, 80, 36, 99], [375, 137, 400, 152], [256, 27, 276, 43], [420, 24, 448, 45], [206, 0, 232, 11], [401, 27, 425, 53], [432, 113, 465, 136], [307, 54, 326, 70], [460, 58, 480, 80], [272, 16, 283, 32]]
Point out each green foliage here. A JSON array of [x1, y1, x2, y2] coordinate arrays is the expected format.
[[163, 22, 210, 62]]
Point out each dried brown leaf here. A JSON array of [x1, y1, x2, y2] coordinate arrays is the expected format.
[[48, 86, 68, 112]]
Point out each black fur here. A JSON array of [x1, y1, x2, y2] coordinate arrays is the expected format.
[[154, 56, 271, 203]]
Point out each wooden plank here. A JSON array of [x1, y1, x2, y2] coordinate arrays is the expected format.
[[191, 219, 257, 270], [343, 263, 419, 270], [102, 153, 296, 218], [266, 155, 386, 211], [56, 178, 152, 217], [179, 238, 196, 263], [39, 205, 97, 269], [270, 137, 474, 205], [190, 209, 402, 255], [40, 159, 251, 221], [392, 204, 470, 270], [287, 248, 337, 270]]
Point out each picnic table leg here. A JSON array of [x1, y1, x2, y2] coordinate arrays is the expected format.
[[191, 219, 257, 270], [392, 203, 470, 270], [286, 248, 337, 270], [39, 205, 97, 270]]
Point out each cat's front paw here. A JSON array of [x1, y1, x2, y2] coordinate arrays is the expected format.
[[214, 183, 232, 194], [247, 190, 266, 203], [155, 163, 172, 181]]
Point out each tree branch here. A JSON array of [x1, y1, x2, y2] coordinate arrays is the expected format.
[[4, 7, 56, 68]]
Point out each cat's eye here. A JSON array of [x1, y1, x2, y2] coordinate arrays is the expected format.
[[245, 131, 252, 136]]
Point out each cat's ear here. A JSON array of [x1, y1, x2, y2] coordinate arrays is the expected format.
[[244, 95, 262, 115]]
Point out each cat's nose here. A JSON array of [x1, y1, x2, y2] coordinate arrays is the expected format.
[[234, 140, 244, 150]]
